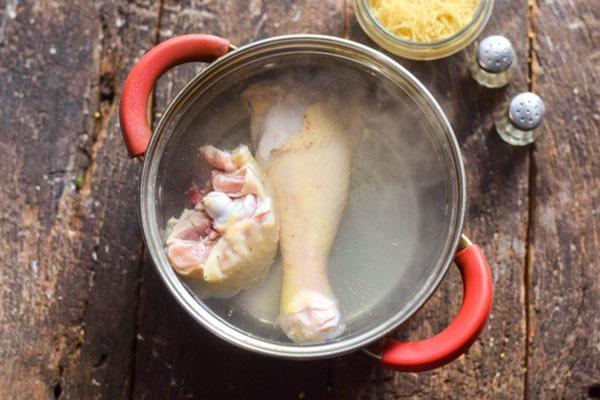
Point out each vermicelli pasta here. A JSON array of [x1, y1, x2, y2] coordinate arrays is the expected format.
[[369, 0, 479, 43]]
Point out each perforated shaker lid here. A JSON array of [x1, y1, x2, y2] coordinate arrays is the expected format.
[[477, 35, 515, 73], [508, 92, 545, 130]]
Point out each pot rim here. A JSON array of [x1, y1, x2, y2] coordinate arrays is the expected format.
[[139, 34, 466, 359]]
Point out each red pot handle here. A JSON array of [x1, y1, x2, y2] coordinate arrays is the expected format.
[[119, 34, 230, 157], [381, 239, 493, 372]]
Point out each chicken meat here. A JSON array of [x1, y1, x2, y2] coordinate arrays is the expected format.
[[243, 83, 351, 344], [165, 145, 278, 294]]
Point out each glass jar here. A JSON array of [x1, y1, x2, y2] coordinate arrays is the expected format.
[[354, 0, 495, 60]]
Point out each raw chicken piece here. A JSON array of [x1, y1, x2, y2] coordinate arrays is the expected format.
[[243, 84, 351, 344], [165, 145, 278, 293]]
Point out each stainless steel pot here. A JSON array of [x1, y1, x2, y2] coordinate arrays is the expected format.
[[119, 34, 493, 371]]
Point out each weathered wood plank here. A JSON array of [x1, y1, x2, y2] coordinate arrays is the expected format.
[[527, 0, 600, 398], [133, 1, 344, 399], [59, 2, 161, 399], [331, 1, 530, 398], [0, 1, 101, 397], [0, 1, 158, 398]]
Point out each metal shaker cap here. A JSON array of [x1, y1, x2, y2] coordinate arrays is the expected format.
[[477, 35, 515, 73], [508, 92, 545, 130]]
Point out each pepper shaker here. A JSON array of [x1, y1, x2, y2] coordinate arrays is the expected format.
[[495, 92, 545, 145], [470, 35, 516, 88]]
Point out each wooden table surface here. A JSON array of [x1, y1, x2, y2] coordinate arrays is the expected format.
[[1, 0, 598, 399]]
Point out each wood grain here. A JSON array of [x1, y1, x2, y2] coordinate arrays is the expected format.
[[0, 1, 102, 397], [526, 0, 600, 398], [0, 1, 158, 398], [59, 1, 161, 399]]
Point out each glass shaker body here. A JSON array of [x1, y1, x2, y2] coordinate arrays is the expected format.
[[471, 35, 516, 88], [495, 92, 545, 145], [495, 113, 543, 145], [470, 57, 517, 88]]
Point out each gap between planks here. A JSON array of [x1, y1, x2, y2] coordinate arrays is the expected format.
[[524, 0, 540, 398]]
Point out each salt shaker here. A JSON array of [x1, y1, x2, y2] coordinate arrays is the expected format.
[[470, 35, 516, 88], [495, 92, 545, 145]]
